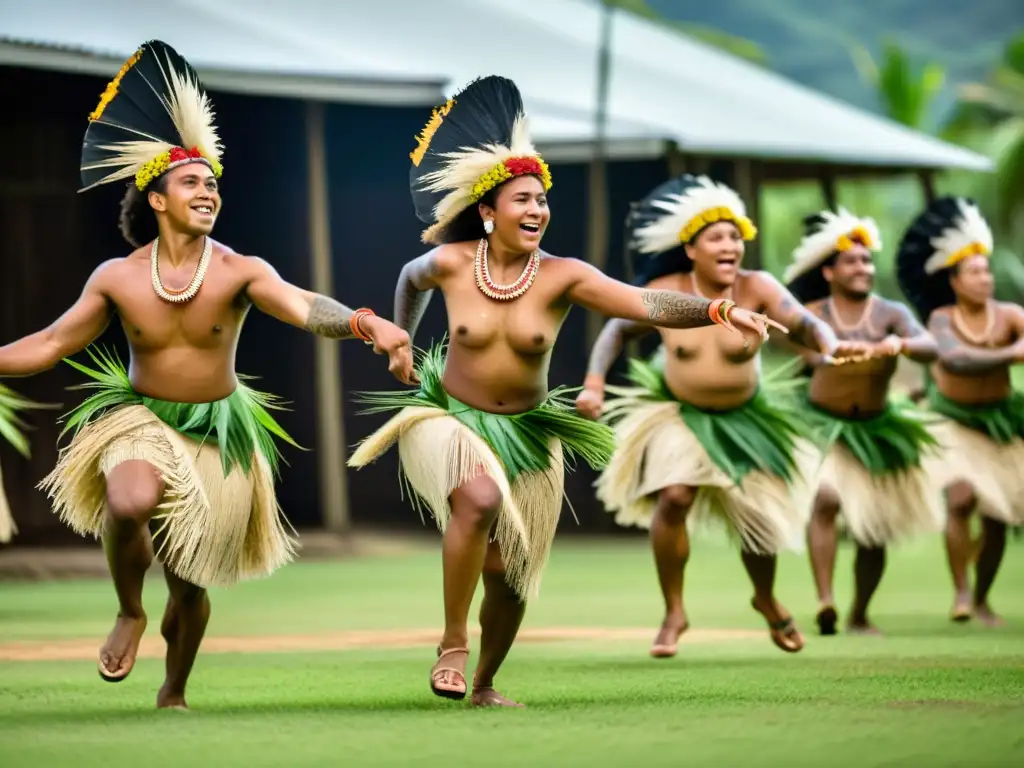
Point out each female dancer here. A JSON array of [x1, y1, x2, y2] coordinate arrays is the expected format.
[[348, 76, 780, 707]]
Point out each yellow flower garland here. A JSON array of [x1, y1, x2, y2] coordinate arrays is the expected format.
[[469, 157, 552, 202], [677, 206, 757, 243], [134, 150, 223, 191], [944, 240, 990, 269]]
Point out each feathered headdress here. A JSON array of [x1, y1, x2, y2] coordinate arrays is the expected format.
[[626, 174, 756, 285], [783, 207, 881, 283], [79, 40, 223, 193], [896, 196, 993, 322], [408, 75, 552, 245]]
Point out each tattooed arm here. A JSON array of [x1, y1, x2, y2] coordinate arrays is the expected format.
[[754, 272, 841, 355], [245, 257, 359, 338], [888, 301, 938, 363], [394, 248, 449, 339], [929, 309, 1024, 375], [245, 256, 416, 383], [563, 260, 715, 328], [584, 318, 656, 386]]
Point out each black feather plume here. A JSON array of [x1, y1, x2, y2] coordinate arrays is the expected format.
[[895, 196, 969, 322], [626, 174, 708, 285]]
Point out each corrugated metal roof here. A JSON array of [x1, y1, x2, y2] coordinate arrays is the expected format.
[[0, 0, 993, 171]]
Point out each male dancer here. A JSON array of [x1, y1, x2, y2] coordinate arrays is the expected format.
[[896, 196, 1024, 626], [782, 209, 942, 635], [0, 40, 412, 708], [578, 175, 868, 656]]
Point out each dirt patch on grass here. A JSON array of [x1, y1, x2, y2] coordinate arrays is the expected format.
[[0, 626, 762, 662]]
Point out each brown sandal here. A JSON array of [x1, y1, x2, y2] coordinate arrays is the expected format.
[[751, 598, 804, 653], [430, 646, 469, 700]]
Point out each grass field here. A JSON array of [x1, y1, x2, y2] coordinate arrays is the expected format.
[[1, 534, 1022, 767]]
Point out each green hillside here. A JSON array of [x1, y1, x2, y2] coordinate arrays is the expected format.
[[641, 0, 1022, 129]]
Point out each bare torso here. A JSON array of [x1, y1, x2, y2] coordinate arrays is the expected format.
[[658, 272, 764, 409], [435, 244, 575, 413], [806, 296, 902, 418], [99, 241, 253, 403], [931, 303, 1016, 405]]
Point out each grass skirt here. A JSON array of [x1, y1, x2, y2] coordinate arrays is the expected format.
[[595, 356, 820, 554], [922, 389, 1024, 525], [797, 392, 945, 545], [347, 343, 616, 601], [37, 347, 301, 587]]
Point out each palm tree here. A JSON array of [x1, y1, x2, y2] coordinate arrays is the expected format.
[[848, 40, 946, 130]]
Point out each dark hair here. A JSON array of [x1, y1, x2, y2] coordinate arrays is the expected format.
[[905, 265, 959, 324], [118, 174, 169, 248], [787, 253, 838, 304]]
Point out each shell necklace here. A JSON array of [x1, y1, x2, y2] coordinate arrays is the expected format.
[[151, 236, 211, 304], [953, 301, 994, 347], [827, 295, 875, 336], [474, 238, 540, 301]]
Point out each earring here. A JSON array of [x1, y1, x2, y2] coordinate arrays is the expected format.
[[483, 220, 494, 234]]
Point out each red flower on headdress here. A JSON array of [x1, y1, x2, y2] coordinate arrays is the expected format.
[[169, 146, 204, 163], [504, 157, 544, 177]]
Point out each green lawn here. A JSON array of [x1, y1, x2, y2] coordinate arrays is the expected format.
[[1, 535, 1022, 767]]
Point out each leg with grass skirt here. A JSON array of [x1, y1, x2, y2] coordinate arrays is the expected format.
[[349, 344, 615, 705], [586, 354, 823, 656]]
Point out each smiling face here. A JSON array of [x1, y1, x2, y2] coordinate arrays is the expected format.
[[148, 161, 220, 237], [950, 253, 994, 306], [478, 175, 550, 252], [684, 221, 744, 285], [823, 243, 875, 299]]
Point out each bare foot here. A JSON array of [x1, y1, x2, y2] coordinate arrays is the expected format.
[[816, 604, 838, 636], [751, 596, 804, 653], [98, 612, 148, 682], [157, 684, 188, 710], [973, 603, 1006, 628], [470, 686, 524, 708], [430, 645, 469, 700], [846, 620, 883, 637], [950, 595, 973, 623], [650, 614, 689, 658]]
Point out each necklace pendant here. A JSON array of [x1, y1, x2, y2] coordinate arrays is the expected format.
[[151, 236, 212, 304]]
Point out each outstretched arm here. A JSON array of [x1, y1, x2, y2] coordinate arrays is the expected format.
[[394, 250, 444, 339], [0, 262, 115, 376], [889, 302, 938, 363], [929, 310, 1020, 374], [564, 260, 715, 328], [244, 257, 416, 384]]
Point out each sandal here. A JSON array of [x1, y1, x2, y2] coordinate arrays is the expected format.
[[430, 645, 469, 700], [751, 598, 804, 653]]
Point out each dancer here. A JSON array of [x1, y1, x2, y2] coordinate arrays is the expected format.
[[347, 76, 780, 707], [896, 195, 1023, 626], [783, 209, 942, 636], [577, 175, 868, 657], [0, 40, 412, 708], [0, 384, 53, 543]]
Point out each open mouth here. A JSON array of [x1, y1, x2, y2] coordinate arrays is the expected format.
[[519, 223, 540, 234], [192, 205, 214, 215], [716, 257, 738, 267]]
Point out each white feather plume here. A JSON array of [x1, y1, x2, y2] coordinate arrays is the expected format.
[[783, 208, 882, 283], [632, 175, 752, 255], [923, 198, 993, 274]]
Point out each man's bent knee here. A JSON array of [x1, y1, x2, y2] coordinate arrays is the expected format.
[[106, 461, 164, 522], [451, 474, 503, 531]]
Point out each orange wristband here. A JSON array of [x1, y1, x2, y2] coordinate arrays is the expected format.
[[349, 308, 376, 342]]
